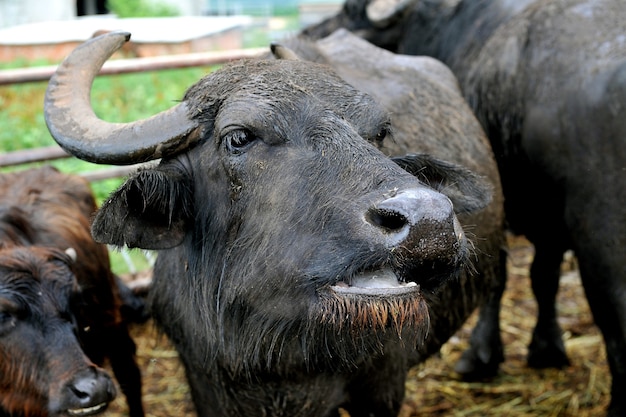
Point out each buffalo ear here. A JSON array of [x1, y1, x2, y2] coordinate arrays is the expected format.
[[92, 165, 194, 250], [392, 153, 493, 214]]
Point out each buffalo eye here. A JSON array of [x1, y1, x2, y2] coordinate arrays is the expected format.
[[0, 310, 17, 334], [224, 129, 257, 154], [376, 127, 388, 141], [371, 124, 390, 144]]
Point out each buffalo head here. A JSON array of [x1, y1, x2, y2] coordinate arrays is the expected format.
[[301, 0, 417, 51], [0, 246, 116, 417]]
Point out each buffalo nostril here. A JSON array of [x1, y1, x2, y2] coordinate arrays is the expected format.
[[366, 208, 409, 232], [66, 369, 116, 409], [71, 379, 95, 400], [366, 188, 457, 249]]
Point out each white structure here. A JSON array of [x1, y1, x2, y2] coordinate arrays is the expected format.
[[0, 0, 206, 29], [0, 0, 75, 28], [0, 15, 252, 61]]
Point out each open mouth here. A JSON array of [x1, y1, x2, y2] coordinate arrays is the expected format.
[[331, 267, 420, 296], [66, 402, 108, 416]]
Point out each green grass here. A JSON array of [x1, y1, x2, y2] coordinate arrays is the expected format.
[[0, 65, 218, 275], [0, 66, 214, 201], [107, 0, 181, 18]]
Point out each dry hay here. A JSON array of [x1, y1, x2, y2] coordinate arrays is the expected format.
[[104, 234, 610, 416]]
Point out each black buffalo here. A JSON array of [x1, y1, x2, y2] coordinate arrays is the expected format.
[[303, 0, 626, 415], [270, 28, 507, 380], [44, 32, 493, 417], [0, 166, 144, 417]]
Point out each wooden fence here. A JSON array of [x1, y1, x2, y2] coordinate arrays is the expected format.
[[0, 46, 266, 180], [1, 47, 266, 272]]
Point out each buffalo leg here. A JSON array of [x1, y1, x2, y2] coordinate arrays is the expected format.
[[455, 247, 507, 379], [527, 242, 570, 369], [577, 256, 626, 417], [107, 325, 145, 417], [115, 275, 150, 323]]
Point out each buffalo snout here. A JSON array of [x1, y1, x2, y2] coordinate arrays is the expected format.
[[54, 367, 116, 417], [366, 187, 460, 246], [365, 187, 467, 288]]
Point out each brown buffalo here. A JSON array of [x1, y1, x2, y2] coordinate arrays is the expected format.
[[0, 166, 144, 417]]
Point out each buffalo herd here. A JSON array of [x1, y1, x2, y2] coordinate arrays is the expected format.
[[304, 0, 625, 415], [1, 0, 622, 416], [44, 30, 497, 417]]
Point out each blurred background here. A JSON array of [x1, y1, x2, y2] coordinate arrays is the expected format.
[[0, 0, 341, 46]]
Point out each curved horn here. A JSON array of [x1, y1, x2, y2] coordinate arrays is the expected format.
[[366, 0, 417, 28], [44, 31, 200, 165]]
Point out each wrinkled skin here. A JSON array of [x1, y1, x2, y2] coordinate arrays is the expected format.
[[270, 29, 507, 377], [303, 1, 626, 415], [86, 58, 492, 417], [0, 167, 144, 417]]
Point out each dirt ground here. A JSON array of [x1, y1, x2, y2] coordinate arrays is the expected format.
[[105, 234, 610, 417]]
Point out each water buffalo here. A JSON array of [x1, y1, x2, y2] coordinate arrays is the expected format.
[[0, 166, 144, 417], [303, 0, 626, 415], [0, 245, 115, 417], [270, 28, 507, 378], [44, 31, 494, 417]]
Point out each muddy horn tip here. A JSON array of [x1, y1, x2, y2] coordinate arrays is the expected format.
[[44, 28, 198, 166]]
